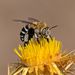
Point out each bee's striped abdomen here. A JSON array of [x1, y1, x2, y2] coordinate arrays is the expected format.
[[20, 24, 35, 46], [20, 25, 29, 42], [20, 27, 26, 41]]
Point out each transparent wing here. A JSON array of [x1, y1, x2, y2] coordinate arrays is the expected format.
[[13, 20, 33, 24], [13, 20, 37, 25], [28, 17, 40, 22]]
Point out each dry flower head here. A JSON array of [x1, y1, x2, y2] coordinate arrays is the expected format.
[[8, 37, 75, 75]]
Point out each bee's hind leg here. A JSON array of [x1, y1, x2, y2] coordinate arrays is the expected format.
[[24, 28, 34, 46], [24, 33, 29, 46], [24, 42, 29, 46]]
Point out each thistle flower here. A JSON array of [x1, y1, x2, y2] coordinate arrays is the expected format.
[[9, 37, 75, 75]]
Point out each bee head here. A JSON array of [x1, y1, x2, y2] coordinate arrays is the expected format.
[[42, 25, 57, 36], [42, 27, 51, 36]]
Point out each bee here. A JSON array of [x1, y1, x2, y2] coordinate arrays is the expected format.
[[13, 17, 57, 46]]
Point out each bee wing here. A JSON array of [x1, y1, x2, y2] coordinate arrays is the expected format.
[[28, 17, 40, 22], [13, 20, 37, 25]]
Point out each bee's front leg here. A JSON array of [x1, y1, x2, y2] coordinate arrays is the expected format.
[[46, 35, 52, 42], [46, 35, 49, 42], [50, 35, 52, 40]]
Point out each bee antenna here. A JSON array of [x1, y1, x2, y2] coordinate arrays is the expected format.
[[49, 25, 57, 30]]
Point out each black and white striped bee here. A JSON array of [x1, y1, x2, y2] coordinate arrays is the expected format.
[[13, 17, 57, 46]]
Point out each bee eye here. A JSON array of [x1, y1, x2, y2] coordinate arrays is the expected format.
[[42, 28, 46, 34]]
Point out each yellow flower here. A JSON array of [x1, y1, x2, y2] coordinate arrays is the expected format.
[[15, 37, 61, 66], [9, 37, 75, 75]]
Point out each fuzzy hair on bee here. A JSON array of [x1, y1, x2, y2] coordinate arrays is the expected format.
[[13, 17, 57, 46]]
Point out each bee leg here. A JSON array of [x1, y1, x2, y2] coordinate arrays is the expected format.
[[24, 42, 28, 46], [34, 33, 40, 43], [50, 35, 52, 40], [24, 33, 29, 46], [24, 28, 34, 46], [46, 35, 50, 42], [47, 35, 52, 42], [37, 38, 40, 43]]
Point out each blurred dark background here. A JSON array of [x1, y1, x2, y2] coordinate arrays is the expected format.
[[0, 0, 75, 75]]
